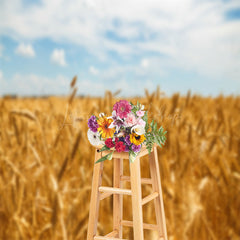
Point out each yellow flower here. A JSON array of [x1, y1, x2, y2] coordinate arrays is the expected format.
[[130, 132, 146, 145], [97, 117, 115, 138]]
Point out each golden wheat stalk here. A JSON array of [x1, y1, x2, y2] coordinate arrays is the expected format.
[[10, 109, 37, 121], [70, 75, 77, 88]]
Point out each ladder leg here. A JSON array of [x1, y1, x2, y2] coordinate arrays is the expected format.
[[149, 147, 168, 240], [130, 157, 144, 240], [113, 158, 123, 238], [87, 151, 104, 240]]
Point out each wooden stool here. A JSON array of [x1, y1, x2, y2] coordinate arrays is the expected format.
[[87, 145, 168, 240]]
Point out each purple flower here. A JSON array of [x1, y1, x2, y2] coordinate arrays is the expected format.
[[112, 111, 124, 127], [88, 115, 99, 132], [132, 144, 141, 152], [125, 135, 131, 146], [124, 145, 130, 152], [114, 119, 124, 127]]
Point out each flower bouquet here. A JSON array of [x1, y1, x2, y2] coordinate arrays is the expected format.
[[87, 100, 167, 163]]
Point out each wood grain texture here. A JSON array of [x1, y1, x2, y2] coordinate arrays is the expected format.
[[130, 157, 144, 240], [87, 151, 104, 240], [149, 146, 168, 240], [113, 158, 123, 238]]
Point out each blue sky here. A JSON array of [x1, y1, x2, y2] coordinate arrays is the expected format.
[[0, 0, 240, 97]]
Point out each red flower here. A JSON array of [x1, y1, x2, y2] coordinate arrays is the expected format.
[[115, 141, 126, 152], [105, 138, 115, 148]]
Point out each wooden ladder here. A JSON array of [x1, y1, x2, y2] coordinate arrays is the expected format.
[[87, 146, 168, 240]]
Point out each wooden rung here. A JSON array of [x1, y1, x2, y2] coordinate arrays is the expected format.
[[99, 186, 132, 195], [142, 192, 159, 205], [94, 236, 127, 240], [104, 230, 118, 237], [121, 220, 158, 231], [120, 175, 152, 184], [99, 192, 112, 200]]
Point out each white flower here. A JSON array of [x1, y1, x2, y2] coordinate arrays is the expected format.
[[112, 110, 116, 117], [87, 129, 103, 146], [108, 121, 115, 129], [141, 105, 144, 110], [116, 131, 125, 137], [110, 110, 124, 131], [131, 125, 145, 135]]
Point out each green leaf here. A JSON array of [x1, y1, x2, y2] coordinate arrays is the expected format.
[[98, 145, 110, 152], [153, 122, 157, 132], [106, 151, 113, 160], [142, 111, 149, 132], [155, 136, 161, 146], [145, 122, 149, 132], [95, 151, 113, 164], [150, 120, 154, 129], [136, 101, 140, 110], [142, 111, 148, 121], [129, 151, 138, 163], [145, 131, 154, 154], [146, 142, 153, 154]]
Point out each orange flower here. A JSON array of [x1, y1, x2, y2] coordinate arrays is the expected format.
[[97, 117, 115, 138]]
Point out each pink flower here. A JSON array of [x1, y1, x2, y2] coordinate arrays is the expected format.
[[137, 118, 146, 128], [113, 100, 132, 119], [136, 110, 145, 117], [125, 113, 137, 127]]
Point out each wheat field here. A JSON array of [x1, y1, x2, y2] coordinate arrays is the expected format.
[[0, 85, 239, 240]]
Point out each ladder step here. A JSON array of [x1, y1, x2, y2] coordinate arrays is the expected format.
[[94, 236, 127, 240], [99, 192, 112, 200], [120, 175, 152, 184], [121, 220, 158, 231], [142, 192, 159, 205], [99, 186, 132, 195], [104, 230, 118, 237]]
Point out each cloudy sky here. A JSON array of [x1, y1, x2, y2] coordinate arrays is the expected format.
[[0, 0, 240, 96]]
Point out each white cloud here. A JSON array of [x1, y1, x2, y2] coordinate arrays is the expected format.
[[0, 70, 8, 92], [0, 72, 107, 96], [50, 49, 67, 66], [0, 73, 70, 95], [89, 66, 99, 75], [0, 0, 240, 92], [15, 43, 35, 57], [0, 44, 11, 61], [78, 79, 105, 96], [0, 70, 3, 80], [0, 68, 239, 97], [141, 58, 149, 68], [0, 44, 3, 57]]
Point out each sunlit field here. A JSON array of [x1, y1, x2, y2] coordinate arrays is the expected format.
[[0, 86, 239, 239]]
